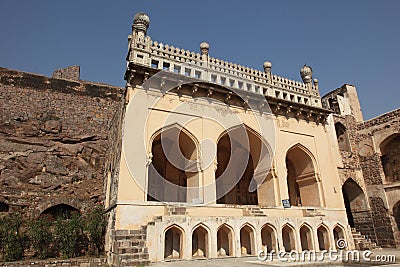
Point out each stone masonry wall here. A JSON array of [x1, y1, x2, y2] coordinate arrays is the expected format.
[[0, 67, 125, 218]]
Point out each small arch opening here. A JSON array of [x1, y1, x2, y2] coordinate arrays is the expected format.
[[40, 204, 80, 220], [217, 224, 233, 257], [333, 225, 345, 249], [164, 225, 183, 259], [192, 225, 208, 258], [282, 224, 296, 252], [317, 225, 330, 251], [300, 224, 313, 251], [0, 202, 9, 213], [261, 224, 277, 252], [240, 225, 255, 255]]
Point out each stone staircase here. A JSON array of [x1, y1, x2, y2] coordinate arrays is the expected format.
[[111, 227, 151, 267], [243, 206, 266, 216], [351, 228, 381, 250]]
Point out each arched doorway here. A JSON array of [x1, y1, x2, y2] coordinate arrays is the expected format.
[[282, 224, 296, 252], [380, 134, 400, 183], [342, 179, 368, 228], [217, 224, 234, 257], [333, 225, 346, 249], [40, 204, 80, 220], [147, 126, 199, 203], [286, 145, 321, 207], [192, 225, 208, 258], [300, 224, 313, 251], [261, 224, 277, 252], [164, 225, 183, 259], [393, 202, 400, 230], [240, 224, 255, 255], [216, 126, 273, 205], [0, 202, 9, 213], [317, 225, 330, 251]]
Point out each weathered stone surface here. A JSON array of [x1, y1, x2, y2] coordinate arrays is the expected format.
[[0, 67, 125, 216]]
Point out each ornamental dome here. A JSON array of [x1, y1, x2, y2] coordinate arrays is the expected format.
[[263, 61, 272, 72], [133, 12, 150, 33], [200, 42, 209, 55], [300, 65, 313, 83]]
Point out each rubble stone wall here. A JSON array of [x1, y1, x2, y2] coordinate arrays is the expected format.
[[0, 67, 125, 218]]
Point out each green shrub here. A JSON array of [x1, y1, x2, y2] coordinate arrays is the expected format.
[[28, 216, 53, 259], [0, 213, 26, 261], [54, 213, 86, 258], [84, 205, 107, 256]]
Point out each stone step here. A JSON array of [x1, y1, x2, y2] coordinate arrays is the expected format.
[[121, 259, 151, 267], [120, 253, 150, 260]]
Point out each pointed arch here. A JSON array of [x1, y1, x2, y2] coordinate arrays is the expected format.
[[164, 224, 184, 259], [379, 133, 400, 183], [239, 223, 256, 255], [335, 122, 351, 152], [392, 201, 400, 231], [191, 223, 210, 258], [147, 124, 200, 203], [215, 123, 274, 205], [261, 223, 277, 252], [317, 224, 330, 251], [342, 178, 368, 227], [149, 123, 200, 159], [217, 223, 234, 257], [333, 224, 346, 249], [282, 223, 296, 252], [285, 143, 321, 207], [300, 223, 314, 251]]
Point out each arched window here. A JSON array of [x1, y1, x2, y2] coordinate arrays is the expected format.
[[380, 134, 400, 183], [335, 122, 351, 152]]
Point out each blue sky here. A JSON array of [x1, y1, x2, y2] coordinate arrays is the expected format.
[[1, 1, 399, 120]]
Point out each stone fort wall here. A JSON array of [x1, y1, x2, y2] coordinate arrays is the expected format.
[[0, 67, 125, 218]]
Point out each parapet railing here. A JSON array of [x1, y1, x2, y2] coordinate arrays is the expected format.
[[131, 38, 321, 106]]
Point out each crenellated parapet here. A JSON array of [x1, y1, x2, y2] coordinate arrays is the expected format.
[[126, 13, 322, 108]]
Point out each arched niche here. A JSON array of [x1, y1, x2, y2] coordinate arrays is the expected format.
[[216, 125, 273, 205], [40, 204, 80, 220], [147, 125, 200, 203], [285, 144, 321, 207]]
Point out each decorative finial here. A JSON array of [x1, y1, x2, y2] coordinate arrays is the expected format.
[[133, 12, 150, 34], [263, 61, 272, 73], [200, 42, 209, 55], [300, 64, 313, 84]]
